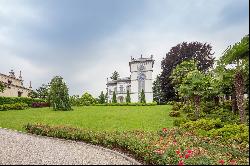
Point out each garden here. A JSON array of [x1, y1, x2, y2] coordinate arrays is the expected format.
[[0, 35, 249, 165]]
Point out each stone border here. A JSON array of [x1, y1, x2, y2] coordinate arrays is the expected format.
[[0, 127, 142, 165]]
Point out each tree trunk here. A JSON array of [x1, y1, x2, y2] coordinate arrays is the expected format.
[[234, 71, 245, 123], [193, 95, 201, 119], [231, 87, 238, 114]]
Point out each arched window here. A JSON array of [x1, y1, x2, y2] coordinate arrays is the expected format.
[[137, 72, 146, 95]]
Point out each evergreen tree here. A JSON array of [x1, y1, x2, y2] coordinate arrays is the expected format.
[[48, 76, 72, 111], [98, 91, 105, 104], [112, 91, 117, 103], [105, 91, 108, 103], [110, 71, 119, 80], [140, 89, 146, 103], [36, 84, 49, 100], [126, 90, 131, 103], [153, 75, 164, 104]]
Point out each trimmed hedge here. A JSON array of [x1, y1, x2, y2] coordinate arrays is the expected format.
[[0, 96, 46, 106], [95, 102, 157, 106], [0, 102, 28, 111]]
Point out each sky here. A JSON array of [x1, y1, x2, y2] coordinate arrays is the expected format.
[[0, 0, 249, 97]]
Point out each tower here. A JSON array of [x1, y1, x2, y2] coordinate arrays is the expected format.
[[129, 55, 154, 102]]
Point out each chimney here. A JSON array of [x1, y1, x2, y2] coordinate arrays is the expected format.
[[29, 81, 32, 89], [19, 70, 22, 80]]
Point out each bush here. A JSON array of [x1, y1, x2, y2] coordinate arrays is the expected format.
[[201, 101, 219, 114], [180, 118, 223, 131], [208, 124, 249, 143], [94, 102, 157, 106], [171, 102, 183, 111], [179, 104, 193, 113], [0, 96, 46, 106], [0, 102, 28, 111], [169, 111, 181, 117], [31, 102, 50, 108], [221, 100, 232, 111], [173, 118, 189, 127]]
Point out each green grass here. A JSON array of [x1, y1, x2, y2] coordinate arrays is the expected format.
[[0, 105, 173, 132]]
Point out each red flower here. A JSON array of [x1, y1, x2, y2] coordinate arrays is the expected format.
[[176, 150, 181, 155], [178, 160, 184, 166], [162, 128, 168, 132], [186, 149, 192, 154], [179, 155, 183, 158], [185, 153, 190, 159], [219, 160, 225, 165]]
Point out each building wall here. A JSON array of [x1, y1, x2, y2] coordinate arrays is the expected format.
[[0, 73, 31, 97], [0, 85, 30, 97]]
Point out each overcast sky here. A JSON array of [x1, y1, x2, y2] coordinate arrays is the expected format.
[[0, 0, 249, 97]]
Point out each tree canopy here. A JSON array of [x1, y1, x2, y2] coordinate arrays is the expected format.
[[110, 71, 120, 80]]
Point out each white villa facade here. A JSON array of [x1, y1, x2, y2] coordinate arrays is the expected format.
[[0, 70, 32, 97], [106, 55, 154, 103]]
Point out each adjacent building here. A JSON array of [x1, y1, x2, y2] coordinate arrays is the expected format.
[[106, 55, 154, 103], [0, 70, 32, 97]]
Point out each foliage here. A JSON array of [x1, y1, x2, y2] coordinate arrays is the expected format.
[[110, 71, 120, 80], [80, 92, 96, 106], [173, 118, 189, 127], [98, 91, 105, 104], [179, 104, 194, 113], [0, 102, 28, 111], [36, 84, 49, 100], [140, 89, 146, 103], [180, 118, 223, 131], [105, 92, 108, 103], [69, 95, 81, 106], [28, 90, 38, 98], [153, 75, 164, 104], [208, 124, 249, 143], [0, 96, 45, 106], [24, 123, 249, 165], [160, 41, 215, 102], [0, 82, 6, 93], [48, 76, 72, 111], [171, 102, 184, 111], [169, 111, 181, 117], [31, 102, 50, 108], [126, 90, 131, 103], [112, 91, 117, 103]]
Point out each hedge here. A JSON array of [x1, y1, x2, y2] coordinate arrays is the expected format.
[[0, 96, 46, 106], [95, 102, 157, 106], [0, 102, 28, 111]]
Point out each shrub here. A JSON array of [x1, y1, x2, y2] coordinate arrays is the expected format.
[[186, 113, 198, 121], [180, 118, 223, 131], [31, 102, 50, 108], [0, 96, 46, 106], [0, 102, 28, 111], [169, 111, 181, 117], [171, 102, 183, 111], [221, 100, 232, 111], [208, 124, 249, 143], [179, 104, 193, 113], [201, 101, 219, 114], [173, 118, 189, 127]]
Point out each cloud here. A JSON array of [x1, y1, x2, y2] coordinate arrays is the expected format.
[[0, 0, 249, 97]]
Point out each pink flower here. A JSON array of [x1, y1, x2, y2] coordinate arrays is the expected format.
[[162, 128, 168, 132], [178, 160, 184, 166], [230, 160, 236, 165], [173, 140, 177, 145], [154, 149, 164, 155], [219, 160, 225, 165]]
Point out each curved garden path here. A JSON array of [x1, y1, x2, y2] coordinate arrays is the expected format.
[[0, 128, 141, 165]]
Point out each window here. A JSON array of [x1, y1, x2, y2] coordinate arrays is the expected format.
[[18, 91, 22, 97], [119, 85, 123, 93]]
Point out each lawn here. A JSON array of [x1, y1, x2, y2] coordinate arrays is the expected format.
[[0, 105, 173, 132]]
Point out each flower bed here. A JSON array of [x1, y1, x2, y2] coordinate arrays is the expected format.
[[24, 123, 249, 165], [31, 102, 50, 108]]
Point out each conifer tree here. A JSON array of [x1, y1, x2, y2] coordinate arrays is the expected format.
[[140, 89, 146, 103], [126, 90, 131, 103], [112, 91, 117, 103]]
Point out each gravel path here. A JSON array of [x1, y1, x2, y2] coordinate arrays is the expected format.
[[0, 128, 141, 165]]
